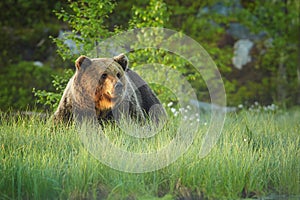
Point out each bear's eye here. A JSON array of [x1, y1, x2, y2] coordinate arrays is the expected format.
[[117, 72, 121, 79], [101, 73, 107, 80]]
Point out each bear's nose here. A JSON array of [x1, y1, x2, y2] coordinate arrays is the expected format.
[[114, 81, 123, 94]]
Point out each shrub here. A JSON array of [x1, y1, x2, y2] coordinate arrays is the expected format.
[[0, 61, 56, 111], [33, 69, 73, 111]]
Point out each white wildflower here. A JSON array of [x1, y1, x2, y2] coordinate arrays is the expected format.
[[170, 107, 176, 113], [167, 102, 173, 107], [174, 111, 179, 117]]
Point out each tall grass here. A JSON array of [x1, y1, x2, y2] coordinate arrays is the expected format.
[[0, 109, 299, 199]]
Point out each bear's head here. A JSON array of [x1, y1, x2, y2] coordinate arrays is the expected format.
[[73, 54, 128, 114]]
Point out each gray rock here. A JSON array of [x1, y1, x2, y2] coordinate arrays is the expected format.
[[190, 99, 236, 113], [232, 39, 254, 70], [58, 30, 82, 55], [33, 61, 43, 67]]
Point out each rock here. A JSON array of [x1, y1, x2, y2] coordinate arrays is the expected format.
[[58, 30, 82, 55], [190, 99, 236, 113], [227, 23, 252, 39], [232, 39, 254, 70], [33, 61, 43, 67]]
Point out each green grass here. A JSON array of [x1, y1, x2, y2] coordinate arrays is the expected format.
[[0, 109, 299, 199]]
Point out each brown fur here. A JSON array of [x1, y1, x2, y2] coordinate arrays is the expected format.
[[53, 56, 126, 123], [54, 54, 166, 125]]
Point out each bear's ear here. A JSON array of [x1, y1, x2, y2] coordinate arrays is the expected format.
[[113, 54, 128, 71], [75, 55, 92, 70]]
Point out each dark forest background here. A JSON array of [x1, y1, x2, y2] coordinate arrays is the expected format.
[[0, 0, 299, 111]]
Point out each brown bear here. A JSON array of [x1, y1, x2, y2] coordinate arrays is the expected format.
[[53, 54, 166, 125]]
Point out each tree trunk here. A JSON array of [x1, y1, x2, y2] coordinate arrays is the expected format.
[[276, 0, 288, 108], [297, 63, 300, 105], [297, 0, 300, 105], [277, 52, 287, 107]]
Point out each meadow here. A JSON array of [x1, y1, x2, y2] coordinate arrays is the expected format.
[[0, 108, 299, 199]]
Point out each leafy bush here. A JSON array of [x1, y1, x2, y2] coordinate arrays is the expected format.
[[0, 61, 56, 111], [33, 0, 300, 110], [33, 69, 73, 111], [33, 0, 117, 111], [35, 0, 177, 110]]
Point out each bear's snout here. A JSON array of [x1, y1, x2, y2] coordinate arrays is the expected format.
[[114, 81, 124, 95]]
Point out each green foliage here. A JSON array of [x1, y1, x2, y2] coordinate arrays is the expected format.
[[127, 0, 212, 104], [128, 0, 183, 103], [0, 20, 63, 67], [231, 0, 299, 106], [53, 0, 116, 61], [0, 0, 65, 66], [0, 0, 63, 27], [0, 62, 56, 111], [34, 0, 117, 111], [33, 69, 74, 111], [163, 0, 235, 103], [129, 0, 169, 28], [43, 0, 179, 108], [29, 0, 300, 110]]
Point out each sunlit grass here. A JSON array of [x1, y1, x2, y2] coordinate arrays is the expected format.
[[0, 109, 299, 199]]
